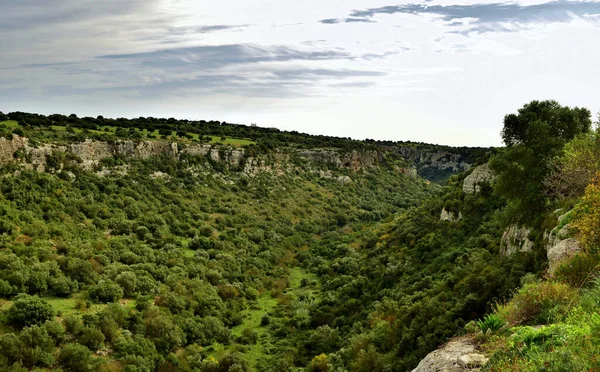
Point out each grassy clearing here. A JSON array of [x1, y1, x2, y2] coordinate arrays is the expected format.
[[50, 125, 256, 146], [0, 120, 19, 128], [2, 120, 256, 146], [286, 266, 319, 300], [229, 291, 279, 368]]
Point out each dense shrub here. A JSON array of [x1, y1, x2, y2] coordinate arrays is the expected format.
[[497, 281, 577, 326], [6, 294, 54, 327]]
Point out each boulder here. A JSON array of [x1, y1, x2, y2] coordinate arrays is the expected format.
[[412, 337, 485, 372], [456, 354, 488, 369]]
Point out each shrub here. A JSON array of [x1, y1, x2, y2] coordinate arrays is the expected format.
[[553, 252, 600, 287], [59, 343, 94, 372], [475, 314, 505, 335], [497, 281, 577, 326], [78, 327, 105, 351], [88, 280, 124, 303], [7, 294, 54, 327]]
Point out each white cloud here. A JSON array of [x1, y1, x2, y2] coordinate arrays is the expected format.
[[1, 0, 599, 146]]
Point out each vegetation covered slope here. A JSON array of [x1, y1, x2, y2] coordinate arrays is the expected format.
[[452, 103, 600, 372], [0, 127, 442, 371], [1, 100, 596, 372]]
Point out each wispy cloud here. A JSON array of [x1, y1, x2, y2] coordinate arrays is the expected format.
[[319, 18, 377, 24], [337, 1, 600, 34], [98, 44, 355, 71]]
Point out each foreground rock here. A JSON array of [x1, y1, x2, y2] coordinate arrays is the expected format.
[[412, 337, 488, 372]]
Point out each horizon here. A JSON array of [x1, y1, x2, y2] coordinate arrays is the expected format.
[[2, 0, 600, 147]]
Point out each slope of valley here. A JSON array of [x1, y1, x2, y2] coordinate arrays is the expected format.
[[0, 102, 598, 372]]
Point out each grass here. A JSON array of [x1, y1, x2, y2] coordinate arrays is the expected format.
[[50, 125, 256, 146], [286, 266, 319, 300], [0, 120, 19, 128], [2, 120, 256, 146], [228, 291, 279, 367]]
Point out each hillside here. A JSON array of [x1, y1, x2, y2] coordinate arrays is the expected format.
[[0, 102, 596, 372]]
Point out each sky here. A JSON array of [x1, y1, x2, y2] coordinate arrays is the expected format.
[[1, 0, 600, 146]]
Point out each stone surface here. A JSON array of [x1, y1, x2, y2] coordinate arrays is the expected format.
[[456, 354, 488, 369], [441, 208, 462, 222], [411, 337, 483, 372], [544, 211, 583, 272], [548, 238, 582, 272], [463, 164, 494, 194], [501, 225, 534, 256]]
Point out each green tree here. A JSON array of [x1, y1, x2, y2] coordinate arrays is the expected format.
[[58, 343, 95, 372], [88, 280, 124, 303], [490, 100, 592, 224], [7, 294, 54, 327]]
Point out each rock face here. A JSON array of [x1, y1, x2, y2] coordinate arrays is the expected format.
[[0, 136, 421, 179], [545, 213, 583, 271], [463, 164, 494, 194], [0, 135, 28, 163], [297, 149, 383, 172], [440, 208, 462, 222], [394, 147, 472, 175], [411, 337, 487, 372], [500, 225, 534, 256]]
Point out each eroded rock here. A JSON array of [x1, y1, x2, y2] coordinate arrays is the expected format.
[[463, 164, 494, 194], [441, 208, 462, 222], [501, 225, 534, 256], [411, 337, 484, 372]]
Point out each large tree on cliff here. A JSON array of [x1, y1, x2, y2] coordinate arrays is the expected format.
[[490, 100, 592, 225]]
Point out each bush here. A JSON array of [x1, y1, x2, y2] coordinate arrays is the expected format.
[[7, 294, 54, 327], [59, 343, 94, 372], [497, 281, 577, 326], [553, 252, 600, 287], [78, 327, 105, 351], [88, 280, 124, 303]]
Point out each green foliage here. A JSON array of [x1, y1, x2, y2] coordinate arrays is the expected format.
[[491, 100, 592, 225], [552, 253, 600, 287], [88, 280, 124, 303], [58, 343, 95, 372], [496, 281, 576, 326], [6, 294, 54, 327], [476, 314, 506, 335]]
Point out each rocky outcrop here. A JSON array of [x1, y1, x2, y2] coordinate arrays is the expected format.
[[0, 135, 402, 179], [440, 208, 462, 222], [412, 337, 487, 372], [0, 135, 28, 163], [392, 146, 475, 180], [297, 149, 383, 172], [463, 164, 494, 194], [399, 166, 418, 178], [500, 225, 534, 256], [545, 212, 583, 272]]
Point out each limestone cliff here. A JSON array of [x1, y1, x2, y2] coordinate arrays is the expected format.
[[500, 225, 534, 256], [392, 146, 475, 181], [463, 164, 494, 194], [0, 136, 408, 178]]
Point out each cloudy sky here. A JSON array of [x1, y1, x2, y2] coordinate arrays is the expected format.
[[1, 0, 599, 146]]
